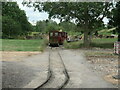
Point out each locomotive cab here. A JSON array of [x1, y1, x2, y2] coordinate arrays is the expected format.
[[49, 30, 67, 47], [49, 31, 59, 46]]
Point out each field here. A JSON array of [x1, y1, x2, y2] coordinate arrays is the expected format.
[[1, 39, 45, 51]]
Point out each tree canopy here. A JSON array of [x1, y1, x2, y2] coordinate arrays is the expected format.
[[23, 2, 112, 47], [34, 19, 79, 35], [113, 1, 120, 41], [108, 1, 120, 41], [35, 20, 59, 33]]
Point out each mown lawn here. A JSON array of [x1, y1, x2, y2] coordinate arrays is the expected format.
[[1, 39, 45, 51]]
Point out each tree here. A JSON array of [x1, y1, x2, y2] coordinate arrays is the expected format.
[[59, 21, 77, 32], [108, 1, 120, 41], [46, 20, 59, 32], [35, 20, 59, 33], [23, 2, 112, 47], [2, 2, 32, 38], [2, 16, 22, 38], [36, 20, 47, 32]]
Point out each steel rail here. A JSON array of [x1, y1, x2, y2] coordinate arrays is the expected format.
[[34, 47, 69, 90]]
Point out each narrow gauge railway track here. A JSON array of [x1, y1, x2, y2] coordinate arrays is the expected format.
[[34, 47, 69, 90], [57, 48, 70, 89]]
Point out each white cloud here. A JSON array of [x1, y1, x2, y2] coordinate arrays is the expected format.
[[51, 18, 60, 24], [16, 0, 49, 25], [103, 17, 109, 25]]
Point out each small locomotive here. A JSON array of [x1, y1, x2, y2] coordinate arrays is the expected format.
[[49, 30, 67, 46]]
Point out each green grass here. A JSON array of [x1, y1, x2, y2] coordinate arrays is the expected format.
[[1, 39, 46, 51], [91, 38, 117, 48], [64, 38, 117, 49]]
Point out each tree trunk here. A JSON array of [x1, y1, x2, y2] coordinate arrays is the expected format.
[[89, 32, 93, 43], [118, 34, 120, 41], [84, 31, 90, 48], [83, 7, 91, 48]]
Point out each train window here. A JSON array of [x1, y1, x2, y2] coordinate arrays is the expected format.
[[50, 33, 53, 36], [62, 33, 64, 36], [64, 33, 66, 37], [55, 33, 58, 36], [59, 33, 61, 36]]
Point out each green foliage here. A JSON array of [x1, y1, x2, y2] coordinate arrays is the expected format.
[[35, 19, 80, 35], [108, 1, 120, 41], [46, 20, 59, 32], [2, 2, 33, 39], [68, 31, 82, 36], [59, 21, 77, 32], [112, 2, 120, 28], [35, 20, 47, 32], [2, 16, 22, 38], [35, 20, 59, 33]]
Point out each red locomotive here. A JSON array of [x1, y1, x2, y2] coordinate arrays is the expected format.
[[49, 30, 67, 46]]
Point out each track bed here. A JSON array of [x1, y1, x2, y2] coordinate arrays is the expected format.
[[35, 47, 69, 89]]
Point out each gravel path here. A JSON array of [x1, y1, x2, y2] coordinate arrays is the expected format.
[[60, 49, 115, 88], [2, 61, 35, 88], [81, 49, 118, 87], [2, 51, 49, 88]]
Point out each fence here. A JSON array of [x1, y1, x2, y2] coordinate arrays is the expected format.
[[114, 41, 120, 54]]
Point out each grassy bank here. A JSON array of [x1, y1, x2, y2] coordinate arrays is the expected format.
[[1, 39, 47, 51], [64, 38, 117, 49]]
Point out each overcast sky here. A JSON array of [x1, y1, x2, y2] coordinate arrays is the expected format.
[[16, 0, 49, 25], [16, 0, 109, 25]]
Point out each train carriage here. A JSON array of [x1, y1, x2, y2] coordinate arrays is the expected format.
[[49, 30, 67, 46]]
